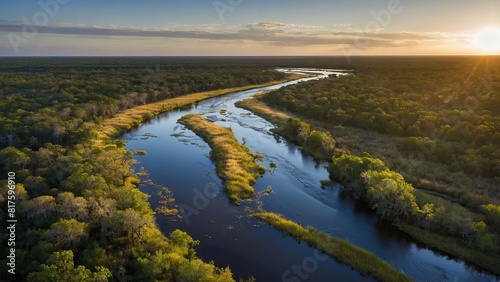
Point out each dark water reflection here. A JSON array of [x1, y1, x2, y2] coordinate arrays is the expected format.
[[123, 69, 498, 282]]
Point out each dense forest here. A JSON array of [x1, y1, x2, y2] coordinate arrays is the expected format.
[[1, 56, 499, 280], [0, 57, 287, 149], [0, 57, 289, 281], [252, 56, 500, 273], [264, 57, 500, 198], [264, 57, 500, 178]]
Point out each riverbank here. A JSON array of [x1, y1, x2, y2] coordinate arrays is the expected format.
[[252, 212, 411, 282], [236, 95, 500, 276], [94, 74, 305, 146], [397, 223, 500, 275], [179, 114, 266, 204], [236, 95, 336, 160], [236, 93, 292, 123]]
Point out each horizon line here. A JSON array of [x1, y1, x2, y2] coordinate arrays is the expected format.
[[1, 54, 499, 58]]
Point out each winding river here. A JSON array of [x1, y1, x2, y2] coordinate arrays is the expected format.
[[122, 69, 499, 282]]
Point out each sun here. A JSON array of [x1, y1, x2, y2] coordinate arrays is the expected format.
[[473, 28, 500, 53]]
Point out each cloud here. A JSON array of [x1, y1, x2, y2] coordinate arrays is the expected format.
[[0, 20, 468, 51], [246, 22, 288, 30]]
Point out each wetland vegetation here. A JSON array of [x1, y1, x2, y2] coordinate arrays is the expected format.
[[178, 114, 266, 204], [252, 212, 411, 282]]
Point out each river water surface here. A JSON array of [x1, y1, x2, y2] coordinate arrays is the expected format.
[[123, 69, 498, 282]]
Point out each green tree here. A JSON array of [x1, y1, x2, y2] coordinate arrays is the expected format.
[[114, 208, 154, 245], [87, 197, 117, 239], [177, 259, 234, 282], [483, 204, 500, 233], [305, 130, 336, 159], [170, 229, 200, 259], [46, 219, 88, 248], [137, 251, 174, 281], [0, 146, 30, 171], [27, 250, 111, 282], [362, 169, 419, 220], [20, 195, 56, 222], [329, 154, 386, 197], [282, 118, 311, 144], [56, 192, 88, 221]]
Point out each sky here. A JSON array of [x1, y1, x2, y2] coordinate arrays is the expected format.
[[0, 0, 499, 56]]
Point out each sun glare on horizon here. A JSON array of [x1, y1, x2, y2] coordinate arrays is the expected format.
[[473, 28, 500, 53]]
